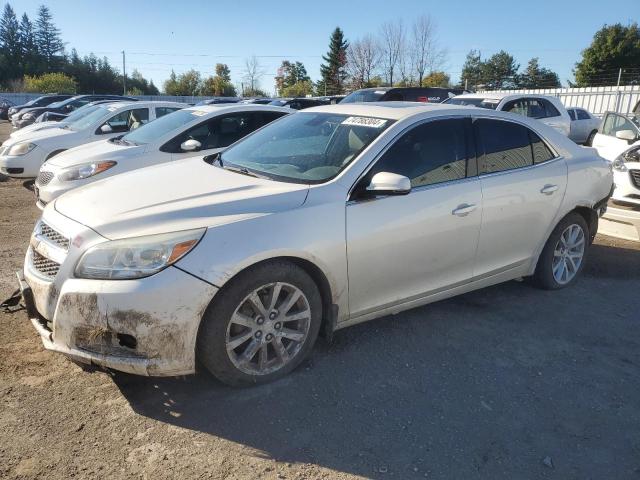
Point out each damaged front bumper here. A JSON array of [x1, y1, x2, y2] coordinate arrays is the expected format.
[[19, 244, 218, 376]]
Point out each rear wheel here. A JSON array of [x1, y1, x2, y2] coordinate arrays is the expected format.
[[197, 261, 322, 386], [532, 212, 589, 290], [586, 130, 597, 146]]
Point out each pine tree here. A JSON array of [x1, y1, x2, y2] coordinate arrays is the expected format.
[[35, 5, 64, 71], [318, 27, 348, 95], [19, 13, 38, 75], [0, 3, 21, 82]]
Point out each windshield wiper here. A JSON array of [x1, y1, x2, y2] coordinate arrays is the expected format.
[[223, 165, 262, 178]]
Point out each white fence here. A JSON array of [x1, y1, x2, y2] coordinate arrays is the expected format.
[[479, 85, 640, 117]]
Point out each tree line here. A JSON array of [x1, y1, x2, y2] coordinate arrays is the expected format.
[[0, 3, 158, 94], [1, 1, 639, 97]]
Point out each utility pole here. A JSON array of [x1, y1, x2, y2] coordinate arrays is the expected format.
[[122, 50, 126, 95]]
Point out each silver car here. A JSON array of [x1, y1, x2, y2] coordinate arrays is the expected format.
[[18, 102, 613, 386]]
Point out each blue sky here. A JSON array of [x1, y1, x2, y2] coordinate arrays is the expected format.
[[10, 0, 640, 93]]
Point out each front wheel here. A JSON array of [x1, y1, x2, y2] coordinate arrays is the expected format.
[[197, 261, 322, 386], [532, 213, 589, 290], [586, 130, 597, 146]]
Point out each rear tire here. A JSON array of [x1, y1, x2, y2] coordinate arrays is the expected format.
[[197, 261, 322, 386], [532, 212, 589, 290], [586, 130, 597, 146]]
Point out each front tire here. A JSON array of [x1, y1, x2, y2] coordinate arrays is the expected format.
[[532, 212, 589, 290], [586, 130, 597, 146], [197, 261, 322, 386]]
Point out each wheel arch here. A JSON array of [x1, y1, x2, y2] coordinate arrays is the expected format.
[[45, 149, 67, 160], [202, 256, 338, 342], [572, 206, 598, 244]]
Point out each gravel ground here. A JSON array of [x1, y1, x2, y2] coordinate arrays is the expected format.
[[1, 120, 639, 479]]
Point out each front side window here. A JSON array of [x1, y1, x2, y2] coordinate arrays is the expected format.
[[602, 113, 640, 138], [576, 109, 590, 120], [476, 119, 534, 174], [366, 118, 469, 188], [162, 112, 260, 153], [101, 108, 149, 133], [220, 112, 392, 183]]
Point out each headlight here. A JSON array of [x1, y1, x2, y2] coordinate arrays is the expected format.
[[612, 157, 627, 172], [75, 229, 205, 279], [58, 161, 117, 181], [7, 142, 36, 156], [22, 113, 35, 120]]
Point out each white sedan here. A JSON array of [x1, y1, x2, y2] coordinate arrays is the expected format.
[[591, 111, 640, 205], [18, 102, 612, 385], [33, 104, 292, 208], [0, 101, 186, 178], [567, 107, 601, 145], [445, 93, 571, 136]]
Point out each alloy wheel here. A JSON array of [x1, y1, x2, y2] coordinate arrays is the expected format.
[[552, 224, 585, 285]]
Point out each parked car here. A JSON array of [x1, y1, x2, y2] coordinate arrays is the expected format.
[[567, 107, 601, 145], [239, 98, 276, 105], [17, 102, 612, 385], [445, 93, 571, 136], [268, 98, 330, 109], [1, 97, 15, 120], [341, 87, 466, 104], [591, 111, 640, 206], [0, 101, 185, 178], [35, 98, 133, 124], [34, 104, 291, 207], [9, 100, 134, 141], [11, 94, 138, 129], [195, 97, 241, 105], [7, 94, 73, 120]]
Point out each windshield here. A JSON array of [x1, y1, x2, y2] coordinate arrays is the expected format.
[[444, 97, 499, 109], [341, 90, 387, 103], [63, 103, 103, 122], [122, 109, 198, 145], [66, 106, 109, 131], [219, 112, 392, 184]]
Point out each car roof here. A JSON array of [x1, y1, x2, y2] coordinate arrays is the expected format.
[[182, 104, 292, 114], [453, 92, 559, 101], [302, 101, 467, 120]]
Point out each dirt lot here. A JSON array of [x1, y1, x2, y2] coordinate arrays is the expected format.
[[0, 120, 639, 480]]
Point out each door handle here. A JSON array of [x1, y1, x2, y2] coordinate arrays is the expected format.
[[452, 203, 477, 217], [540, 184, 559, 195]]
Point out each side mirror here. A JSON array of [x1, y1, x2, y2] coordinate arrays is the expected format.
[[615, 129, 637, 142], [100, 124, 113, 134], [180, 139, 202, 152], [366, 172, 411, 196]]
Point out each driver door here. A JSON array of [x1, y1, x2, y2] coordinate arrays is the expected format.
[[592, 112, 640, 160], [346, 118, 482, 318]]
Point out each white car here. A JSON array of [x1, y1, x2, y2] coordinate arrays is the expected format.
[[7, 101, 129, 142], [591, 111, 640, 205], [445, 93, 571, 136], [33, 104, 292, 208], [567, 107, 601, 145], [17, 102, 612, 385], [0, 101, 186, 178]]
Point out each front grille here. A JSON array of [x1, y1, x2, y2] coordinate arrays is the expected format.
[[36, 171, 54, 186], [40, 222, 69, 250], [630, 170, 640, 189], [31, 249, 60, 278]]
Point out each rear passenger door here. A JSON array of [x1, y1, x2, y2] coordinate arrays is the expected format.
[[473, 118, 567, 278]]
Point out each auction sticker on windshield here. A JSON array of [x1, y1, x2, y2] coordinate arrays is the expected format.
[[342, 116, 388, 128]]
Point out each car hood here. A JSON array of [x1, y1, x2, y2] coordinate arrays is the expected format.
[[45, 139, 143, 167], [18, 106, 49, 117], [54, 156, 310, 239], [3, 126, 75, 147], [10, 121, 62, 139]]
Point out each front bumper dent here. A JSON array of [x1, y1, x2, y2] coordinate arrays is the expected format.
[[20, 264, 218, 376]]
